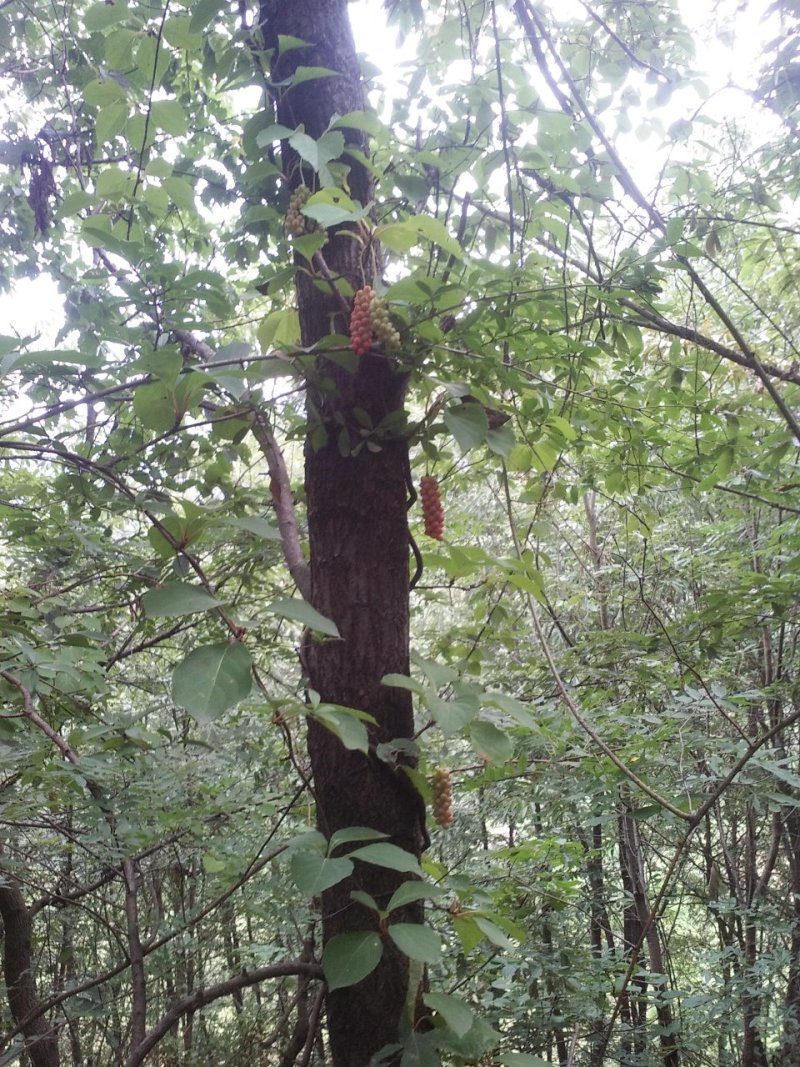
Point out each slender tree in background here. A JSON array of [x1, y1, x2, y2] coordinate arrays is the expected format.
[[0, 1, 800, 1065]]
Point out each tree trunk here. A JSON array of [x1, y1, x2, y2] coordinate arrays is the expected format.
[[260, 3, 428, 1064], [0, 878, 60, 1067]]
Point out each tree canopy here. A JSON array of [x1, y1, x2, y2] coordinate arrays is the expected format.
[[1, 0, 800, 1065]]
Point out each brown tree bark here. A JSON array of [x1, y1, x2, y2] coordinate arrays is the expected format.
[[259, 4, 428, 1065], [0, 878, 60, 1067]]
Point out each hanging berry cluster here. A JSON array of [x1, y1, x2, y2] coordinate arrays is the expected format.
[[431, 767, 453, 828], [285, 185, 314, 236], [420, 475, 444, 540], [350, 288, 401, 356], [350, 286, 374, 356], [370, 295, 401, 349]]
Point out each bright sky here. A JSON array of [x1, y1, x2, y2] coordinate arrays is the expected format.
[[0, 0, 780, 347]]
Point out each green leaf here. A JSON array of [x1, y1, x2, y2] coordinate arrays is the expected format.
[[444, 404, 488, 452], [285, 65, 340, 87], [226, 516, 281, 541], [290, 852, 353, 895], [388, 923, 442, 964], [427, 691, 480, 737], [85, 2, 130, 31], [189, 0, 227, 33], [311, 706, 370, 753], [133, 382, 178, 432], [387, 881, 445, 913], [423, 993, 475, 1037], [472, 915, 517, 950], [377, 217, 464, 259], [266, 597, 340, 638], [322, 932, 383, 991], [486, 422, 515, 457], [329, 110, 383, 136], [382, 672, 427, 695], [469, 720, 514, 763], [328, 827, 388, 852], [349, 843, 422, 875], [142, 582, 221, 618], [150, 100, 187, 136], [303, 188, 369, 227], [172, 642, 253, 724]]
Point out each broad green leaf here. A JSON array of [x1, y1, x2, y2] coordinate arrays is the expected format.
[[142, 582, 221, 618], [377, 217, 463, 260], [322, 932, 382, 991], [472, 915, 517, 950], [329, 110, 383, 136], [85, 2, 130, 31], [382, 672, 427, 695], [189, 0, 227, 33], [227, 516, 281, 541], [286, 65, 340, 87], [444, 404, 488, 452], [328, 827, 388, 851], [290, 852, 353, 895], [423, 993, 475, 1038], [400, 1031, 440, 1067], [150, 100, 187, 137], [388, 923, 442, 964], [387, 881, 445, 913], [311, 706, 370, 753], [452, 915, 484, 954], [133, 381, 178, 432], [349, 843, 422, 875], [172, 642, 253, 724], [266, 597, 339, 637], [427, 692, 480, 737], [469, 720, 514, 763]]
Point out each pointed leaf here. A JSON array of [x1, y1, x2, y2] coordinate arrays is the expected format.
[[290, 852, 353, 895], [266, 597, 340, 637], [142, 582, 221, 618], [388, 923, 442, 965], [329, 827, 388, 852], [469, 720, 514, 763], [322, 932, 383, 992], [349, 843, 422, 875], [423, 993, 475, 1038], [444, 404, 488, 452], [172, 642, 252, 724], [387, 881, 445, 913]]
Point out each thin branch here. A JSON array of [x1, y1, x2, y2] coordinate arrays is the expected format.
[[250, 410, 312, 601], [122, 961, 324, 1067]]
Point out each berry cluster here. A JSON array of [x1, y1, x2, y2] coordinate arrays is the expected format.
[[420, 475, 444, 540], [350, 286, 374, 356], [432, 767, 453, 828], [285, 185, 313, 236], [370, 295, 401, 350]]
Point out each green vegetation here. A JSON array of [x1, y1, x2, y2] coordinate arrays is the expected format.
[[1, 0, 800, 1064]]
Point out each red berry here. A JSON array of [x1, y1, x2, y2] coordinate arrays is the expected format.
[[420, 476, 444, 540]]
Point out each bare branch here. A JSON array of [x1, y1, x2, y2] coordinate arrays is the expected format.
[[122, 961, 324, 1067]]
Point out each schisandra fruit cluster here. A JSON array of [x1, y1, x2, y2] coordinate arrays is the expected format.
[[420, 475, 444, 540], [432, 767, 453, 828], [350, 286, 374, 356], [285, 185, 313, 236], [370, 294, 401, 349], [350, 287, 401, 356]]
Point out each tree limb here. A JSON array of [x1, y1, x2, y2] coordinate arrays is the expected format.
[[122, 961, 324, 1067]]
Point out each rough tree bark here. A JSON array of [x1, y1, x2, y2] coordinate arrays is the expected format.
[[259, 3, 428, 1065], [0, 878, 60, 1067]]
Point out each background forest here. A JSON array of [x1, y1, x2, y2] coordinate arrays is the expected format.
[[1, 0, 800, 1065]]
